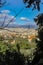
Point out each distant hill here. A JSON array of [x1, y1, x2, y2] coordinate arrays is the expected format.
[[8, 24, 37, 29]]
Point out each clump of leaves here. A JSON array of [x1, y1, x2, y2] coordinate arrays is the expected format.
[[23, 0, 41, 11]]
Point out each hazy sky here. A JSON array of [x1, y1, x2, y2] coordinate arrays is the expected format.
[[0, 0, 43, 25]]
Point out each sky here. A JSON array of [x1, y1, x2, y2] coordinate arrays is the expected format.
[[0, 0, 43, 25]]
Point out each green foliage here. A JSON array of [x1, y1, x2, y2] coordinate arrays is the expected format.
[[12, 37, 36, 49], [0, 36, 36, 65], [0, 41, 13, 54], [0, 36, 36, 59]]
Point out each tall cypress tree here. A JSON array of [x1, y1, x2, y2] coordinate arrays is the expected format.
[[32, 13, 43, 65]]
